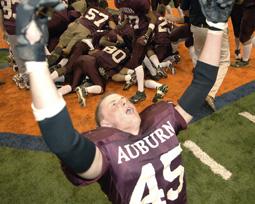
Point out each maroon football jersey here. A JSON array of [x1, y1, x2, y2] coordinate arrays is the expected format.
[[94, 46, 129, 72], [153, 15, 175, 45], [62, 102, 187, 204], [0, 0, 20, 35], [79, 6, 112, 33], [115, 0, 151, 36]]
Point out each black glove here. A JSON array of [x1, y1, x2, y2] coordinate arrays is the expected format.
[[198, 0, 235, 23], [16, 0, 65, 62]]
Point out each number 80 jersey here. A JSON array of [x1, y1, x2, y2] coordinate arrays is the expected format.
[[62, 102, 187, 204]]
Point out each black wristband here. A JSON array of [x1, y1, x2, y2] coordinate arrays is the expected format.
[[179, 61, 219, 116], [39, 107, 96, 173]]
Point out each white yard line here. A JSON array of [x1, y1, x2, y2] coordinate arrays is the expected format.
[[183, 140, 232, 180], [239, 112, 255, 124]]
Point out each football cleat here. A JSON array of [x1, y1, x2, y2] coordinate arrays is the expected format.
[[12, 73, 21, 86], [231, 59, 249, 68], [152, 84, 168, 103], [157, 65, 168, 78], [12, 65, 19, 73], [8, 51, 16, 67], [150, 73, 161, 81], [75, 86, 88, 107], [205, 95, 216, 112], [170, 66, 176, 75], [164, 60, 176, 75], [129, 91, 146, 104], [123, 73, 137, 90]]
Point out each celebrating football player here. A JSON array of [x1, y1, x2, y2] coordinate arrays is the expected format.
[[15, 0, 234, 203]]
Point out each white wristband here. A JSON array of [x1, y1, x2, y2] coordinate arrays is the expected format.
[[31, 97, 66, 121], [25, 61, 49, 74]]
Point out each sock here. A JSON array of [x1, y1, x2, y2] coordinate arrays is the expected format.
[[57, 85, 72, 95], [143, 56, 157, 76], [160, 60, 172, 68], [127, 69, 134, 75], [188, 46, 197, 66], [58, 58, 68, 67], [149, 55, 161, 68], [135, 65, 144, 92], [50, 70, 59, 81], [177, 6, 184, 17], [85, 85, 102, 94], [252, 36, 255, 48], [144, 79, 161, 89], [242, 43, 252, 62]]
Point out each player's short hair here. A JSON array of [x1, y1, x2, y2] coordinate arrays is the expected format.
[[95, 92, 116, 127]]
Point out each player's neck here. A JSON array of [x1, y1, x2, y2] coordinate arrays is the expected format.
[[120, 126, 140, 136]]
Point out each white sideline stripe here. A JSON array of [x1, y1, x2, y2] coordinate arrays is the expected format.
[[239, 112, 255, 124], [183, 140, 232, 180]]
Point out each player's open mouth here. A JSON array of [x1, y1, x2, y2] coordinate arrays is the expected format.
[[126, 107, 133, 114]]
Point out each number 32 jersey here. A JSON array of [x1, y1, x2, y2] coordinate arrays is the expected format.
[[62, 102, 187, 204]]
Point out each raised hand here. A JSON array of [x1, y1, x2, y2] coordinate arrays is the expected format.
[[198, 0, 235, 24], [16, 0, 65, 62]]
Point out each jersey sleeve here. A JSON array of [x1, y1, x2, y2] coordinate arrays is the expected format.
[[61, 146, 109, 186], [60, 131, 110, 186]]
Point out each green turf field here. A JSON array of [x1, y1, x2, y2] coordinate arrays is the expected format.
[[0, 92, 254, 203], [0, 49, 8, 69], [179, 92, 255, 204]]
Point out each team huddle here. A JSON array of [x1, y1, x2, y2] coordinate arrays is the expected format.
[[0, 0, 254, 203], [1, 0, 181, 104]]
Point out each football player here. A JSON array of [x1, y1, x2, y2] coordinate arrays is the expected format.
[[48, 0, 116, 66], [15, 0, 234, 203], [231, 0, 255, 67], [114, 0, 160, 103], [0, 0, 29, 89], [47, 0, 87, 51]]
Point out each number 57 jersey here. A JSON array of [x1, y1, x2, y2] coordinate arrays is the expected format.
[[62, 102, 187, 204], [79, 6, 113, 34]]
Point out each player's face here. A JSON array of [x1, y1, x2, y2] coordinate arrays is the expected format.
[[100, 93, 141, 135]]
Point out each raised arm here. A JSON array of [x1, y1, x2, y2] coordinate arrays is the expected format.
[[15, 0, 103, 180], [175, 0, 235, 123]]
